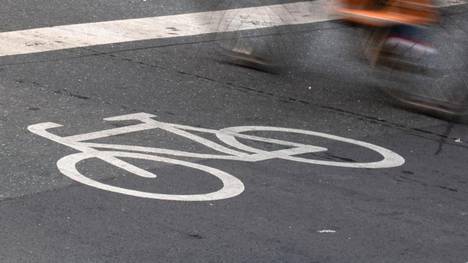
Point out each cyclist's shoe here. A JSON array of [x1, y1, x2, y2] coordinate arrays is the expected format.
[[218, 47, 279, 73], [382, 25, 436, 58], [383, 36, 437, 58], [375, 34, 438, 75]]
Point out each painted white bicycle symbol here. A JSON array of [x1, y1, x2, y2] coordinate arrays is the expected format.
[[28, 113, 405, 201]]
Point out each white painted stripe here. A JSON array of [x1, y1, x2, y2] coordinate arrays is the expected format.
[[436, 0, 467, 7], [317, 229, 337, 233], [0, 0, 465, 57]]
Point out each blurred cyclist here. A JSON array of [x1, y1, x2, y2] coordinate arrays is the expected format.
[[338, 0, 468, 121]]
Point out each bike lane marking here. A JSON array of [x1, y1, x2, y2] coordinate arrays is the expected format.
[[28, 112, 405, 201], [0, 0, 465, 57]]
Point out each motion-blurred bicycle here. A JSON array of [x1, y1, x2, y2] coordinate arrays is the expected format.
[[337, 0, 468, 122]]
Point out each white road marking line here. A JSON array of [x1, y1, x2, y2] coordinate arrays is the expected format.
[[317, 229, 337, 233], [0, 1, 332, 57], [0, 0, 465, 57], [436, 0, 468, 6]]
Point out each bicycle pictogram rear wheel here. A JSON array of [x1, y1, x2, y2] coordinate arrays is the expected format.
[[216, 126, 405, 168], [56, 151, 245, 201]]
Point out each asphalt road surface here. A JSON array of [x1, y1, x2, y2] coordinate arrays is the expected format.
[[1, 1, 468, 262]]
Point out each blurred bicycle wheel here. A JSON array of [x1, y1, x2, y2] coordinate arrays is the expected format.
[[373, 18, 468, 122]]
